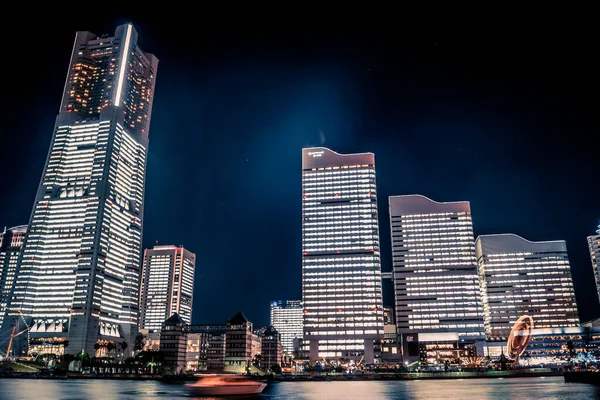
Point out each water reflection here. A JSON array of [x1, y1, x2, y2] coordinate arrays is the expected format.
[[2, 376, 599, 399]]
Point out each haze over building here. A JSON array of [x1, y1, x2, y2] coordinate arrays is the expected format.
[[269, 300, 303, 356], [588, 223, 600, 305], [0, 23, 158, 356], [389, 195, 485, 340], [301, 147, 384, 363], [476, 234, 580, 337], [139, 245, 196, 332]]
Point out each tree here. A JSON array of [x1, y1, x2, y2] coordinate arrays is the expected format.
[[271, 364, 282, 375], [135, 333, 145, 351], [121, 341, 128, 353]]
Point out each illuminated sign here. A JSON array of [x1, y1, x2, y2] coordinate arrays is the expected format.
[[308, 151, 324, 158], [406, 335, 414, 342]]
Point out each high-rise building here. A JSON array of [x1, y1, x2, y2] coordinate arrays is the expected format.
[[0, 23, 158, 356], [301, 147, 384, 363], [588, 223, 600, 304], [476, 234, 580, 337], [389, 195, 485, 340], [139, 245, 196, 332], [0, 225, 27, 332], [270, 300, 303, 356]]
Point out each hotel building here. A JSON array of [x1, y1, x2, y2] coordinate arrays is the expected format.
[[476, 234, 579, 337], [588, 223, 600, 304], [302, 147, 384, 363], [389, 195, 485, 343], [270, 300, 303, 356], [0, 23, 158, 356], [139, 245, 196, 332]]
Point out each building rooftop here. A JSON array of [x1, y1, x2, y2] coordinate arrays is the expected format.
[[164, 313, 185, 326], [228, 311, 249, 325]]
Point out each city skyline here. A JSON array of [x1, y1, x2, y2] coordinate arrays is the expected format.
[[0, 16, 598, 329]]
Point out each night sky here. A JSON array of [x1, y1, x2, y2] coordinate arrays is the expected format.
[[0, 14, 597, 328]]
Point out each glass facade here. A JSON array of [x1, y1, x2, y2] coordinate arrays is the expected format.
[[270, 300, 303, 355], [139, 245, 196, 332], [389, 195, 485, 339], [587, 223, 600, 305], [476, 234, 580, 337], [0, 226, 27, 332], [0, 23, 158, 356], [301, 147, 383, 361]]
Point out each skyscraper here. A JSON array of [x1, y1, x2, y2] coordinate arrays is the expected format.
[[139, 245, 196, 331], [301, 147, 383, 363], [588, 223, 600, 305], [476, 234, 579, 337], [1, 23, 158, 356], [270, 300, 303, 355], [0, 225, 27, 332], [389, 195, 485, 340]]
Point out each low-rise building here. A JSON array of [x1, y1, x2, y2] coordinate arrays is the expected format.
[[160, 314, 187, 373], [261, 326, 282, 372], [225, 312, 253, 373]]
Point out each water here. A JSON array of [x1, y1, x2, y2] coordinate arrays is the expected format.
[[1, 377, 598, 399]]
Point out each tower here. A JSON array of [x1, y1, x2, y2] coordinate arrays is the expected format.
[[301, 147, 383, 363], [1, 23, 158, 357]]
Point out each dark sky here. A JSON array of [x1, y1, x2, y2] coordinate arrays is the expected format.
[[0, 14, 597, 328]]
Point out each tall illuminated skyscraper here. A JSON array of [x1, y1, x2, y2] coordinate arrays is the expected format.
[[139, 245, 196, 332], [389, 195, 485, 340], [301, 147, 383, 363], [587, 223, 600, 305], [476, 234, 579, 337], [0, 225, 27, 332], [0, 23, 158, 356], [270, 300, 303, 355]]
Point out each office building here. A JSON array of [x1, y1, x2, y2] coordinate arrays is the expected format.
[[476, 234, 579, 337], [0, 23, 158, 357], [0, 225, 26, 332], [270, 300, 303, 356], [261, 326, 282, 371], [225, 311, 253, 373], [302, 147, 384, 363], [139, 245, 196, 332], [389, 195, 485, 340], [588, 223, 600, 304]]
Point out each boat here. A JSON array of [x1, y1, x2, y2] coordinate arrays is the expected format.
[[185, 374, 267, 396]]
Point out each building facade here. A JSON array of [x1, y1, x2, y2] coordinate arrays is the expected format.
[[224, 312, 253, 373], [184, 324, 227, 371], [160, 313, 187, 373], [261, 326, 282, 371], [0, 23, 158, 357], [302, 147, 384, 363], [588, 223, 600, 304], [139, 245, 196, 332], [0, 225, 26, 333], [389, 195, 485, 340], [476, 234, 580, 337], [270, 300, 303, 356]]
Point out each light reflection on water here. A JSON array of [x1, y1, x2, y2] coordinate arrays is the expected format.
[[2, 376, 599, 400]]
